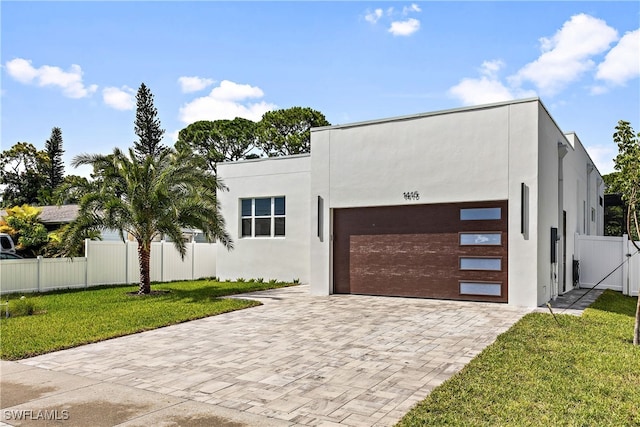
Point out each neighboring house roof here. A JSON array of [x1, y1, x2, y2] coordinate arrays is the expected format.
[[38, 205, 80, 225], [0, 205, 79, 226]]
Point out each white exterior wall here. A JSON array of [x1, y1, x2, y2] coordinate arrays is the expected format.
[[561, 132, 605, 290], [310, 133, 332, 295], [506, 102, 540, 306], [217, 155, 311, 283], [564, 133, 604, 237], [311, 99, 544, 306], [536, 105, 564, 305], [325, 107, 510, 208], [532, 107, 605, 305], [216, 98, 603, 308]]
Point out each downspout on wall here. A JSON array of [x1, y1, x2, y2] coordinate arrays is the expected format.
[[586, 163, 594, 236]]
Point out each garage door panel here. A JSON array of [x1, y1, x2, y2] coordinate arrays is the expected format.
[[334, 201, 508, 302]]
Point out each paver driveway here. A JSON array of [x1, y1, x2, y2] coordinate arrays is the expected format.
[[19, 285, 531, 426]]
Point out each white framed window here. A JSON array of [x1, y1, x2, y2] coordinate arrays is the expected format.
[[241, 197, 285, 238]]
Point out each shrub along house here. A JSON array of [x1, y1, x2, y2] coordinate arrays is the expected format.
[[217, 98, 604, 307]]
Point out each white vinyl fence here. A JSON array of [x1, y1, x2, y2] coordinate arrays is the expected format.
[[575, 234, 639, 297], [0, 240, 217, 295]]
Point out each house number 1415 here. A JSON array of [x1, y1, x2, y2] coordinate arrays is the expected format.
[[403, 191, 420, 201]]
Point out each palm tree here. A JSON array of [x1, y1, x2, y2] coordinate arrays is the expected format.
[[66, 147, 232, 294]]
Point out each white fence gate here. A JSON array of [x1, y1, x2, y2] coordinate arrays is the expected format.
[[575, 234, 639, 297], [0, 240, 217, 295]]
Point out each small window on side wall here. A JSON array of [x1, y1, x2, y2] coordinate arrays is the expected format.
[[240, 197, 286, 238]]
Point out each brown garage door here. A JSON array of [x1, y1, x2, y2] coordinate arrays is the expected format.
[[333, 201, 508, 302]]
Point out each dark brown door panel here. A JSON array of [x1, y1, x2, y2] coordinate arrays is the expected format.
[[333, 201, 508, 302]]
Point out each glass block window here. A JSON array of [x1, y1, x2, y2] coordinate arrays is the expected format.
[[241, 197, 286, 238]]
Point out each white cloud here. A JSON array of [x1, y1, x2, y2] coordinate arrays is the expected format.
[[167, 130, 180, 144], [102, 86, 135, 110], [209, 80, 265, 101], [450, 14, 631, 105], [595, 28, 640, 86], [479, 59, 505, 78], [178, 76, 215, 93], [584, 144, 616, 174], [450, 77, 519, 106], [365, 8, 383, 24], [449, 59, 536, 106], [388, 18, 420, 36], [589, 85, 609, 95], [403, 4, 421, 14], [5, 58, 97, 98], [511, 14, 618, 95], [179, 80, 276, 124], [365, 5, 421, 36], [5, 58, 39, 83]]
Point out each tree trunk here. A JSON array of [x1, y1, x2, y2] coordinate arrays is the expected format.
[[138, 243, 151, 294], [635, 293, 640, 345], [628, 204, 640, 345]]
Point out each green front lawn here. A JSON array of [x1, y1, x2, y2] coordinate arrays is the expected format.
[[398, 290, 640, 426], [0, 279, 294, 360]]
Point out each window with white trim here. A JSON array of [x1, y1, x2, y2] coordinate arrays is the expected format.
[[241, 197, 285, 238]]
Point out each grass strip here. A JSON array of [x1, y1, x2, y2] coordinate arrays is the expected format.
[[0, 279, 294, 360], [397, 290, 640, 426]]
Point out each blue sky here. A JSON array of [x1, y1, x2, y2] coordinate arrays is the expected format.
[[2, 1, 639, 178]]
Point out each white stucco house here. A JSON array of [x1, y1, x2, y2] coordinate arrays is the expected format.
[[216, 98, 604, 307]]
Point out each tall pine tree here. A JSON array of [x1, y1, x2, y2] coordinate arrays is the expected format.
[[133, 83, 166, 160], [44, 127, 65, 202]]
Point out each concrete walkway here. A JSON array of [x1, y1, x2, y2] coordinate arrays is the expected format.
[[536, 287, 604, 316], [1, 285, 532, 426]]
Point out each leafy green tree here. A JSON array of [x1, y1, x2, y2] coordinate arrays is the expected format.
[[45, 223, 101, 258], [605, 203, 625, 237], [258, 107, 330, 156], [603, 172, 619, 188], [0, 142, 48, 207], [52, 175, 94, 205], [0, 205, 49, 257], [133, 83, 167, 160], [603, 172, 624, 237], [67, 148, 232, 294], [176, 118, 259, 173], [609, 120, 640, 345]]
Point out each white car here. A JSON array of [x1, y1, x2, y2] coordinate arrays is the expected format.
[[0, 252, 22, 260], [0, 233, 16, 254]]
